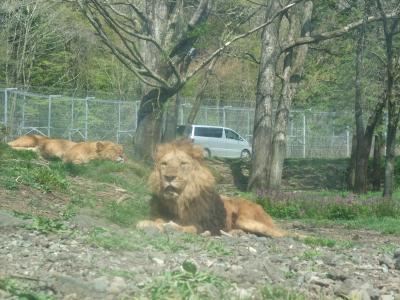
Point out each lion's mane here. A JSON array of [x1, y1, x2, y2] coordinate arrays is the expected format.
[[148, 139, 226, 235]]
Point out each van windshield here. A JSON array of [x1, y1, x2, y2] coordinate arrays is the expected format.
[[194, 127, 223, 138]]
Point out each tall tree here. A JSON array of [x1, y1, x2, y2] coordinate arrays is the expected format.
[[268, 0, 313, 189], [74, 0, 214, 160], [377, 0, 400, 198], [248, 0, 399, 192], [350, 0, 386, 194]]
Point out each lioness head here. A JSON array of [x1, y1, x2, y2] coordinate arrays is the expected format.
[[96, 141, 124, 163], [149, 139, 215, 201]]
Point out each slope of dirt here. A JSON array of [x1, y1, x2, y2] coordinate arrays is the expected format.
[[0, 152, 399, 299], [1, 210, 400, 299]]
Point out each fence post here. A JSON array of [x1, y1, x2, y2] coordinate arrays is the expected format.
[[303, 111, 306, 158], [4, 88, 17, 128], [222, 106, 232, 127], [346, 127, 350, 157], [135, 101, 140, 130], [69, 98, 74, 140], [117, 101, 121, 143], [48, 95, 61, 137], [84, 97, 94, 141], [180, 104, 184, 125]]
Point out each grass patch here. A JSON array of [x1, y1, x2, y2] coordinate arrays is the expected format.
[[303, 236, 336, 248], [0, 277, 55, 300], [303, 217, 400, 235], [88, 227, 187, 252], [261, 285, 306, 300], [143, 261, 231, 300], [88, 227, 233, 256], [257, 190, 400, 221], [299, 249, 322, 261], [0, 144, 69, 192]]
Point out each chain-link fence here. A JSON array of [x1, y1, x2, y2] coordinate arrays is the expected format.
[[1, 88, 352, 158]]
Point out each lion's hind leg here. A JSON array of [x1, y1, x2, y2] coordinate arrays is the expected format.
[[235, 216, 286, 237]]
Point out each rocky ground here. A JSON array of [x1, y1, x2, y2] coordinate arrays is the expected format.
[[1, 209, 400, 300]]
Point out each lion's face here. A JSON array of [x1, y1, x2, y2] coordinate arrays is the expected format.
[[96, 142, 124, 163], [157, 149, 197, 199], [150, 139, 215, 201]]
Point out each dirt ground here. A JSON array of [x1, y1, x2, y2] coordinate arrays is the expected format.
[[1, 182, 400, 299]]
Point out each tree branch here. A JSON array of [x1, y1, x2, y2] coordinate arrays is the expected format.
[[281, 11, 400, 52], [184, 0, 305, 84]]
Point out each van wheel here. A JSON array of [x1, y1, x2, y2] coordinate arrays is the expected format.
[[240, 150, 251, 160], [203, 148, 211, 158]]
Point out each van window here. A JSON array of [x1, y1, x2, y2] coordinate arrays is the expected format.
[[225, 129, 241, 140], [194, 127, 223, 138]]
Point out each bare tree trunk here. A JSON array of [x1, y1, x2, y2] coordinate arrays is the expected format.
[[372, 132, 384, 190], [269, 1, 312, 190], [162, 97, 179, 143], [347, 134, 357, 189], [377, 0, 399, 198], [248, 1, 280, 192], [353, 19, 368, 193], [134, 88, 173, 162], [184, 57, 218, 135]]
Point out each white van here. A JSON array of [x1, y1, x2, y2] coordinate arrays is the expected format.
[[177, 125, 252, 159]]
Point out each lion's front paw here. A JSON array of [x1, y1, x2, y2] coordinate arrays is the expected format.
[[136, 220, 163, 232], [163, 221, 197, 234]]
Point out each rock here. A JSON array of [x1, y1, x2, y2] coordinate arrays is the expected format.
[[107, 277, 126, 295], [381, 295, 395, 300], [247, 246, 257, 254], [348, 289, 371, 300], [309, 276, 333, 287], [393, 249, 400, 259], [379, 254, 395, 269], [0, 211, 31, 228], [92, 276, 109, 292], [152, 257, 164, 265], [394, 258, 400, 271]]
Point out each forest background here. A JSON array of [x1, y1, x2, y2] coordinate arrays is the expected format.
[[0, 0, 399, 196]]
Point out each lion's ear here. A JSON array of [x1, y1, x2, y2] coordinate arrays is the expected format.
[[191, 145, 204, 160], [96, 142, 105, 152]]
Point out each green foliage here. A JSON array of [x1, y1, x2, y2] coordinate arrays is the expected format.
[[300, 249, 322, 261], [303, 237, 336, 248], [143, 262, 231, 300], [104, 200, 149, 226], [27, 216, 69, 234], [0, 144, 69, 192], [261, 285, 306, 300], [257, 191, 400, 221], [0, 278, 55, 300]]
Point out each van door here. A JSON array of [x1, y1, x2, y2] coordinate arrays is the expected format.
[[224, 128, 244, 157], [193, 127, 224, 156]]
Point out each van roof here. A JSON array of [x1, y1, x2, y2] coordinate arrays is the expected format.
[[192, 125, 227, 129]]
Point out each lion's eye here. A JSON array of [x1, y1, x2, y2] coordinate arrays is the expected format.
[[160, 162, 167, 167]]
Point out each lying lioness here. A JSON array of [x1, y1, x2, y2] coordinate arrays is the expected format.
[[63, 141, 124, 164], [7, 134, 48, 151], [39, 139, 77, 160]]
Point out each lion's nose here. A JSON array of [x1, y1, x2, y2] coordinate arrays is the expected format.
[[164, 175, 176, 182]]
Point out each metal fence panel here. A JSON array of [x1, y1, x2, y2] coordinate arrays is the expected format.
[[1, 88, 353, 158]]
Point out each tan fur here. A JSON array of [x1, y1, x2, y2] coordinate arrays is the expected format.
[[137, 139, 287, 237], [63, 141, 124, 164], [39, 139, 77, 159], [7, 134, 48, 150]]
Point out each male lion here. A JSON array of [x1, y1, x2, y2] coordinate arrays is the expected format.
[[7, 134, 48, 151], [38, 139, 77, 160], [63, 141, 124, 164], [137, 139, 286, 237]]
